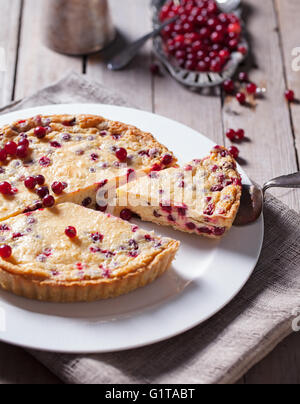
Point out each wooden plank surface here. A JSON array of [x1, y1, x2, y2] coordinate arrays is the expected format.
[[87, 0, 153, 112], [0, 0, 22, 107], [14, 0, 83, 101]]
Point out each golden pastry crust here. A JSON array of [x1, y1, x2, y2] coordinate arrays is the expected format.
[[0, 203, 180, 302], [115, 146, 242, 239], [0, 114, 177, 222]]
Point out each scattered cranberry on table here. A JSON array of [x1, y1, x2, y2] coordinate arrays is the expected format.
[[159, 0, 245, 73], [246, 82, 257, 95], [285, 89, 295, 102], [228, 145, 240, 159], [223, 79, 235, 94], [236, 92, 246, 105]]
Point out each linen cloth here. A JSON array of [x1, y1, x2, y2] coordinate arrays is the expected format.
[[1, 72, 299, 384]]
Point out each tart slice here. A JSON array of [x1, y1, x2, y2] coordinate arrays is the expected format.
[[0, 114, 177, 222], [0, 203, 180, 302], [115, 146, 242, 239]]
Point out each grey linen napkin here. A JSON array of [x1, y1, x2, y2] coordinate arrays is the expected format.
[[2, 72, 300, 384]]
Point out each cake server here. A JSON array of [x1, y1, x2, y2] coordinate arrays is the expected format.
[[234, 172, 300, 226]]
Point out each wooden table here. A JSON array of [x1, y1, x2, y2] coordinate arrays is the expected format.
[[0, 0, 300, 384]]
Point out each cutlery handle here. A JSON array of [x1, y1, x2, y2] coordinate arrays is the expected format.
[[107, 16, 178, 71], [263, 172, 300, 192]]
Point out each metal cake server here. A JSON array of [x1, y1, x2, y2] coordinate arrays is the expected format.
[[234, 172, 300, 226]]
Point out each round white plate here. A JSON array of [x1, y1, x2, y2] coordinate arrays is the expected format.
[[0, 104, 264, 353]]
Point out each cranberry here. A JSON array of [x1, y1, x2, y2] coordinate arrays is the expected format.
[[204, 203, 215, 216], [226, 129, 236, 141], [34, 126, 47, 139], [0, 149, 7, 162], [90, 153, 99, 161], [116, 148, 127, 162], [39, 156, 51, 167], [236, 92, 246, 105], [91, 233, 104, 242], [50, 141, 61, 148], [153, 210, 162, 218], [238, 72, 249, 82], [18, 137, 29, 148], [24, 176, 37, 190], [211, 184, 224, 192], [197, 60, 209, 72], [0, 182, 12, 195], [35, 175, 45, 185], [51, 181, 64, 195], [98, 179, 108, 189], [238, 45, 247, 55], [223, 79, 235, 93], [62, 133, 71, 142], [213, 227, 226, 236], [0, 244, 12, 259], [5, 141, 17, 156], [16, 145, 28, 158], [228, 22, 241, 34], [82, 197, 92, 207], [120, 209, 133, 221], [62, 118, 76, 127], [219, 49, 230, 60], [36, 186, 49, 198], [210, 58, 222, 72], [236, 129, 245, 140], [285, 90, 295, 102], [65, 226, 77, 239], [186, 222, 196, 230], [246, 82, 257, 94], [43, 194, 55, 207], [96, 204, 107, 213], [211, 31, 224, 44], [162, 154, 173, 166], [150, 63, 161, 75], [229, 145, 240, 159]]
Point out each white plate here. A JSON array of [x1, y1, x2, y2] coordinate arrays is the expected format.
[[0, 104, 264, 353]]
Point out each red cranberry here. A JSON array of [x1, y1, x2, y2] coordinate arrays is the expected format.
[[228, 39, 238, 50], [24, 176, 37, 190], [43, 194, 55, 207], [65, 226, 77, 239], [36, 186, 49, 198], [0, 182, 12, 195], [5, 141, 17, 156], [16, 145, 29, 158], [226, 129, 236, 141], [197, 60, 209, 72], [51, 181, 64, 195], [116, 148, 127, 162], [39, 156, 51, 167], [228, 22, 241, 34], [229, 146, 240, 159], [0, 149, 7, 162], [236, 92, 246, 105], [150, 63, 161, 75], [18, 137, 29, 148], [82, 197, 92, 207], [238, 72, 249, 82], [162, 154, 173, 166], [219, 49, 230, 60], [96, 204, 107, 213], [211, 31, 224, 44], [91, 232, 104, 242], [236, 129, 245, 140], [90, 153, 99, 161], [34, 126, 47, 139], [223, 79, 235, 93], [285, 90, 295, 102], [246, 82, 257, 94], [210, 58, 222, 72], [238, 45, 247, 55], [186, 222, 196, 230], [213, 227, 226, 236], [0, 244, 12, 259], [50, 141, 61, 148], [35, 175, 45, 185], [120, 209, 133, 221]]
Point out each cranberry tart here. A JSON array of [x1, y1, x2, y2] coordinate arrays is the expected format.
[[0, 114, 176, 222], [0, 203, 179, 302], [115, 146, 242, 239]]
